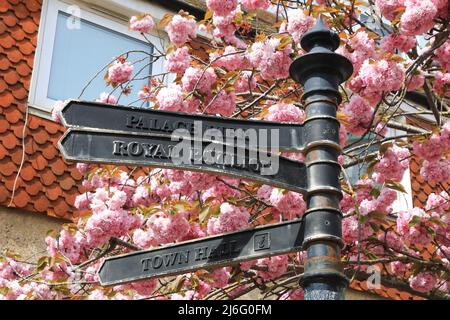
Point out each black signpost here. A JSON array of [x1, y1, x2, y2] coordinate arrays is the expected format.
[[98, 220, 303, 286], [57, 18, 352, 300]]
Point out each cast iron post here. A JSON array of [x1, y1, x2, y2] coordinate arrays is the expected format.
[[289, 17, 353, 300]]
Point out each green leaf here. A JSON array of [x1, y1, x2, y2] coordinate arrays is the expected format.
[[408, 215, 422, 227], [429, 217, 447, 228], [385, 180, 407, 193], [36, 256, 49, 272], [199, 206, 210, 224], [369, 187, 380, 198], [369, 222, 381, 232]]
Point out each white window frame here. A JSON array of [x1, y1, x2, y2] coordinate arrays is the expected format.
[[29, 0, 169, 116]]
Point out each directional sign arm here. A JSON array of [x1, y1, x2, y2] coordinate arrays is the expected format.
[[98, 219, 303, 286], [58, 129, 308, 194], [60, 100, 304, 152]]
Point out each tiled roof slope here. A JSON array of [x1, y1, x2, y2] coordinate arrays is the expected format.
[[0, 0, 84, 220]]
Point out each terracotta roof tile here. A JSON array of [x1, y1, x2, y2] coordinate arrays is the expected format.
[[10, 25, 26, 41], [60, 175, 76, 191], [33, 194, 50, 212], [15, 60, 31, 77], [0, 33, 14, 49], [0, 78, 7, 92], [4, 106, 22, 123], [25, 0, 41, 13], [0, 20, 6, 34], [17, 39, 34, 55], [21, 17, 37, 34], [32, 128, 49, 144], [24, 179, 41, 196], [19, 163, 36, 181], [0, 118, 9, 133], [24, 136, 38, 154], [1, 11, 18, 27], [1, 131, 19, 149], [45, 184, 62, 201], [0, 1, 10, 13], [5, 47, 23, 63], [41, 143, 58, 160], [4, 69, 20, 85], [30, 152, 48, 170], [8, 0, 21, 5], [10, 147, 24, 165], [0, 91, 15, 108], [50, 158, 66, 176], [11, 85, 27, 100], [39, 170, 56, 186], [0, 144, 7, 159], [0, 159, 16, 176], [12, 188, 30, 208], [0, 55, 11, 70], [45, 122, 60, 134], [13, 3, 30, 19]]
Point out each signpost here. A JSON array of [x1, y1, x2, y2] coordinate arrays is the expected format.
[[98, 220, 303, 286], [61, 100, 304, 152], [57, 18, 352, 300]]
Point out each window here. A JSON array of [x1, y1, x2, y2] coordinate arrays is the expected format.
[[29, 0, 165, 113]]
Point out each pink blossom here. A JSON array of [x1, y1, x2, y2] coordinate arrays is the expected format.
[[339, 31, 376, 72], [51, 100, 65, 123], [406, 71, 425, 91], [433, 72, 450, 96], [342, 95, 373, 135], [107, 59, 133, 85], [378, 231, 404, 252], [390, 261, 411, 276], [280, 289, 304, 300], [351, 59, 405, 102], [380, 34, 416, 53], [131, 278, 157, 296], [425, 191, 450, 214], [400, 0, 437, 36], [342, 215, 373, 243], [235, 71, 257, 93], [74, 193, 92, 211], [96, 92, 118, 104], [373, 145, 410, 183], [76, 163, 91, 175], [137, 86, 153, 101], [269, 188, 306, 220], [210, 267, 230, 288], [207, 203, 250, 235], [420, 158, 450, 182], [280, 10, 315, 43], [255, 255, 288, 281], [247, 38, 293, 80], [206, 0, 237, 17], [204, 90, 236, 116], [435, 39, 450, 71], [147, 212, 190, 244], [182, 67, 217, 95], [409, 272, 437, 293], [241, 0, 270, 10], [212, 12, 236, 40], [397, 208, 433, 245], [375, 0, 405, 21], [340, 192, 356, 214], [165, 47, 191, 74], [129, 15, 155, 33], [210, 46, 245, 71], [257, 185, 273, 202], [265, 103, 305, 123], [156, 84, 184, 111], [413, 134, 444, 161], [165, 14, 197, 46], [132, 228, 154, 248]]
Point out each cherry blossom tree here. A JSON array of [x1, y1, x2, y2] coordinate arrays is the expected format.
[[2, 0, 449, 300]]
